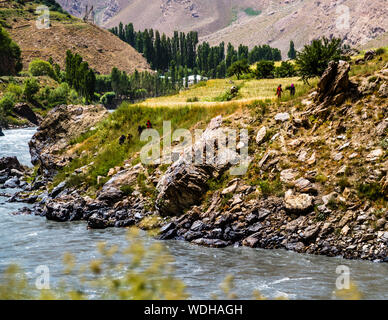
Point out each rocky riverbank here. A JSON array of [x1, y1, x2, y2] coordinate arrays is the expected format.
[[2, 58, 387, 262]]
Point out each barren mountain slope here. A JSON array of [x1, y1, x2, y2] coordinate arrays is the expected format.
[[57, 0, 267, 35], [57, 0, 387, 60], [200, 0, 388, 58], [2, 1, 150, 74]]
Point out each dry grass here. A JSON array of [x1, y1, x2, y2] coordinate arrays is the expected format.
[[140, 77, 318, 108]]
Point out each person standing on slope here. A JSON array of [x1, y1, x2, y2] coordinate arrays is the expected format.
[[276, 84, 283, 99], [290, 83, 296, 96]]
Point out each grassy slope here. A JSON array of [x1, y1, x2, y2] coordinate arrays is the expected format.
[[52, 49, 387, 216], [53, 73, 319, 192]]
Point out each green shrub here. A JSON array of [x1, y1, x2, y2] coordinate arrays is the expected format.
[[357, 183, 386, 201], [100, 92, 115, 107], [0, 93, 15, 115], [6, 83, 23, 100], [28, 59, 56, 79], [274, 61, 296, 78], [376, 48, 385, 55], [23, 78, 40, 102], [244, 8, 261, 16], [47, 82, 69, 107], [186, 97, 199, 103], [227, 59, 250, 79], [255, 60, 275, 79], [120, 184, 134, 196]]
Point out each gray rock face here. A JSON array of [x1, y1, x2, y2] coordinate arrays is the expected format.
[[13, 103, 40, 125], [29, 104, 108, 177], [314, 60, 352, 108], [156, 116, 241, 216]]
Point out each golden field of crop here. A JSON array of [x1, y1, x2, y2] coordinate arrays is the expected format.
[[139, 76, 318, 108]]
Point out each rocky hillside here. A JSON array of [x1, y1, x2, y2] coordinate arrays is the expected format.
[[2, 50, 387, 262], [57, 0, 387, 59], [201, 0, 388, 59], [1, 1, 150, 74]]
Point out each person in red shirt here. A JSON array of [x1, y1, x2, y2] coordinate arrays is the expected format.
[[276, 84, 283, 99], [146, 120, 152, 129]]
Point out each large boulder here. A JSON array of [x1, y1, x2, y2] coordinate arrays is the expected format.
[[155, 116, 241, 217], [43, 195, 86, 222], [29, 104, 108, 176], [0, 156, 23, 171], [13, 103, 40, 125], [315, 60, 351, 107], [284, 189, 314, 214]]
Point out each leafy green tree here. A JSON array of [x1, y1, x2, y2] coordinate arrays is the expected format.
[[100, 92, 116, 107], [0, 27, 22, 76], [29, 60, 56, 79], [23, 78, 40, 102], [227, 59, 250, 80], [274, 61, 296, 78], [296, 37, 344, 82], [288, 41, 296, 60], [255, 60, 275, 79]]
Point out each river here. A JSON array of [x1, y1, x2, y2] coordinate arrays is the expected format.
[[1, 128, 388, 299]]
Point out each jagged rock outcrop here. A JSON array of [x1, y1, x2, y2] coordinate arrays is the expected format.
[[315, 60, 351, 107], [156, 115, 241, 216], [13, 103, 40, 125], [0, 157, 26, 189], [29, 104, 108, 177], [0, 157, 22, 171]]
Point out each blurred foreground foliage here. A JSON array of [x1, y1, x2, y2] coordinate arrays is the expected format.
[[0, 228, 187, 300]]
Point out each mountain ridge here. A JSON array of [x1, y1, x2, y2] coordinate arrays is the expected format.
[[56, 0, 388, 59], [1, 1, 150, 74]]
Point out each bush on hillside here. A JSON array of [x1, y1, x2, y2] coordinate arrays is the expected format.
[[47, 82, 69, 107], [274, 61, 297, 78], [0, 27, 23, 76], [6, 83, 23, 100], [255, 60, 275, 79], [23, 78, 40, 102], [29, 60, 57, 80], [0, 93, 15, 115], [100, 92, 116, 107], [296, 37, 344, 83], [227, 59, 250, 80]]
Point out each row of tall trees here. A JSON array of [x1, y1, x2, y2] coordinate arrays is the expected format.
[[65, 50, 96, 103], [110, 22, 282, 77], [109, 68, 177, 101]]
